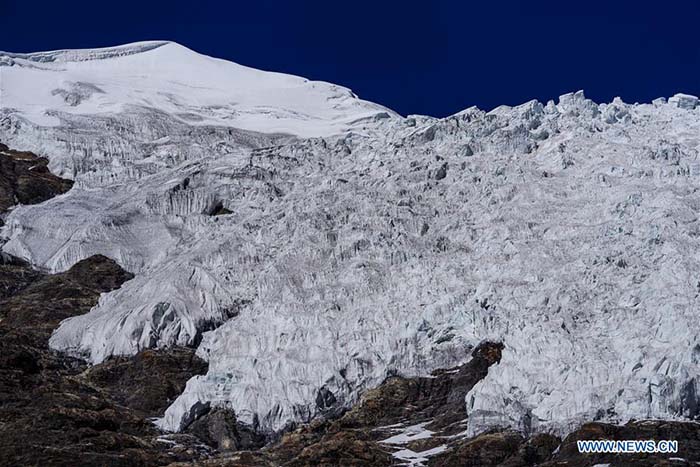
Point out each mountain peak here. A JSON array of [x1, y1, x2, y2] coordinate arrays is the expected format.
[[0, 41, 396, 137]]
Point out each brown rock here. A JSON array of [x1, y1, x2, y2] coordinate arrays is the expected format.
[[0, 254, 134, 348], [186, 408, 266, 452], [428, 431, 525, 467], [83, 348, 207, 418], [290, 431, 393, 467], [0, 142, 73, 216]]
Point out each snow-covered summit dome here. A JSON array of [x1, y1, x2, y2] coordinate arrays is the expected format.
[[0, 41, 396, 137]]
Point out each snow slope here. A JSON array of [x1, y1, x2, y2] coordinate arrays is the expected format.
[[3, 42, 700, 439], [0, 40, 393, 137]]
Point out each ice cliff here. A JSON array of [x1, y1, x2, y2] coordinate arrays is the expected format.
[[2, 42, 700, 438]]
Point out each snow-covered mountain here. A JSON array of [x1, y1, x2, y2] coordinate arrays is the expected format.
[[2, 42, 700, 439], [0, 41, 393, 136]]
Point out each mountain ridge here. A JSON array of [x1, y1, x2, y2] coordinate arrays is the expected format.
[[0, 40, 172, 63]]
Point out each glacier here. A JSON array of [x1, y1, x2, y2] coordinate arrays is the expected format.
[[2, 42, 700, 438]]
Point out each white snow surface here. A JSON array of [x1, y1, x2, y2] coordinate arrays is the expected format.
[[2, 43, 700, 439], [380, 423, 448, 466], [390, 446, 448, 467], [381, 423, 436, 445], [0, 41, 393, 138]]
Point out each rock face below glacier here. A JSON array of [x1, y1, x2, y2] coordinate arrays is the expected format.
[[0, 253, 195, 466], [0, 142, 73, 224], [3, 41, 700, 445]]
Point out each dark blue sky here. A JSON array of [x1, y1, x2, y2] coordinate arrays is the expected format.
[[2, 0, 698, 117]]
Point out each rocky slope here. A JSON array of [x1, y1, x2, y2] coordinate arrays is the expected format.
[[0, 142, 73, 225], [3, 42, 700, 465], [0, 254, 160, 466]]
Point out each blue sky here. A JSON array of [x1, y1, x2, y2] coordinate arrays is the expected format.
[[2, 0, 698, 116]]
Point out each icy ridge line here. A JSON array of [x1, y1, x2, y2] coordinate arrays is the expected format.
[[0, 41, 171, 63]]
